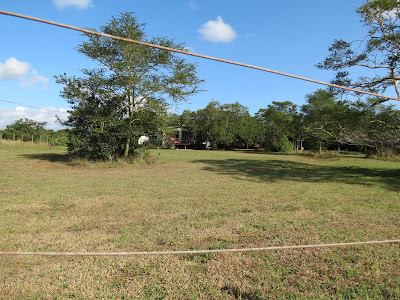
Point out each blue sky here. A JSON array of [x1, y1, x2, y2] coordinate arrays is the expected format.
[[0, 0, 379, 129]]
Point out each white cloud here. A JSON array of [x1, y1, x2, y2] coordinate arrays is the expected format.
[[198, 16, 238, 43], [0, 57, 30, 80], [0, 106, 69, 130], [20, 70, 49, 89], [53, 0, 93, 10], [0, 57, 49, 89], [16, 106, 27, 112]]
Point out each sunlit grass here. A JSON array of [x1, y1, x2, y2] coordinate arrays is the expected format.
[[0, 145, 399, 298]]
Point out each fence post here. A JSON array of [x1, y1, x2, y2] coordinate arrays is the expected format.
[[21, 134, 23, 146], [32, 134, 34, 146], [0, 133, 2, 150]]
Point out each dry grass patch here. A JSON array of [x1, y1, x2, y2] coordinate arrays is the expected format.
[[0, 146, 399, 298]]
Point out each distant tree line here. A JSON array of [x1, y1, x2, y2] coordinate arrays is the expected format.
[[169, 89, 400, 155], [0, 118, 68, 146]]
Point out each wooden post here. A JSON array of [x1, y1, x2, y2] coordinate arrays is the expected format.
[[13, 133, 15, 142], [21, 134, 23, 146], [0, 133, 2, 150], [32, 134, 34, 145]]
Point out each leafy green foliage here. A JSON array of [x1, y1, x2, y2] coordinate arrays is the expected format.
[[256, 101, 298, 151], [57, 12, 203, 161], [3, 118, 47, 140], [170, 94, 399, 155]]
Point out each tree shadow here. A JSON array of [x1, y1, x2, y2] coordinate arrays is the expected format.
[[21, 153, 72, 164], [193, 158, 400, 192], [235, 150, 366, 159]]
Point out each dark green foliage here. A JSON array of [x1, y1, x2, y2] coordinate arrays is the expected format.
[[172, 95, 399, 155], [192, 101, 255, 148], [57, 12, 203, 161], [3, 118, 47, 140], [0, 119, 68, 146], [256, 101, 298, 151]]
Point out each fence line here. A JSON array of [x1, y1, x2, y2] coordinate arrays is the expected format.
[[1, 10, 400, 103], [1, 239, 399, 257]]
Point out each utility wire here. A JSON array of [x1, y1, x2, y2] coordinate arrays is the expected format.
[[0, 239, 399, 256], [1, 12, 399, 258], [0, 98, 63, 113], [1, 10, 400, 103]]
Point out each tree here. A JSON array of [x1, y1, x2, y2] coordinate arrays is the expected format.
[[57, 12, 203, 160], [256, 101, 298, 151], [4, 118, 47, 140], [194, 101, 252, 148], [238, 115, 259, 149], [318, 0, 400, 103], [339, 100, 400, 154], [301, 90, 339, 151]]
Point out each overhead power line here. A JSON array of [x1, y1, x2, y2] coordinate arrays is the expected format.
[[0, 239, 399, 256], [1, 10, 400, 103], [0, 98, 63, 113]]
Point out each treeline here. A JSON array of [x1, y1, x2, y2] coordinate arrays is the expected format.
[[0, 118, 68, 146], [169, 89, 400, 155]]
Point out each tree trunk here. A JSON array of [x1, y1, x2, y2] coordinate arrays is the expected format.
[[124, 137, 130, 157]]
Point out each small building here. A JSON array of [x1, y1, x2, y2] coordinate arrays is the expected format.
[[169, 126, 195, 149]]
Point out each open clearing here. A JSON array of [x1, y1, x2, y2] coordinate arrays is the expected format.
[[0, 143, 399, 299]]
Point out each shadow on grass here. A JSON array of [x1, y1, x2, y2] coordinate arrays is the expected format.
[[193, 158, 400, 192], [235, 150, 366, 159], [21, 153, 72, 164]]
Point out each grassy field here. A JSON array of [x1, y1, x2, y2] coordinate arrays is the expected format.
[[0, 141, 399, 299]]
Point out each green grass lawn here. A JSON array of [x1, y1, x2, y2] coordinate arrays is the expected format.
[[1, 142, 399, 299]]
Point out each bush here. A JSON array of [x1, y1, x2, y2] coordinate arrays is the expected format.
[[132, 146, 158, 164], [276, 136, 293, 152]]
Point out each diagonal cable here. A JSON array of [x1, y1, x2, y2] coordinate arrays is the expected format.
[[1, 10, 400, 102]]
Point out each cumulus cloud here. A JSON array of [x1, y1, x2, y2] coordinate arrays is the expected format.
[[53, 0, 93, 10], [0, 106, 69, 130], [0, 57, 30, 80], [0, 57, 48, 89], [20, 70, 49, 89], [198, 16, 237, 43]]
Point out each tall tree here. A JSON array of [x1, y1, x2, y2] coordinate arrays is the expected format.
[[318, 0, 400, 103], [256, 101, 298, 151], [5, 118, 47, 140], [57, 12, 203, 160], [301, 90, 339, 151]]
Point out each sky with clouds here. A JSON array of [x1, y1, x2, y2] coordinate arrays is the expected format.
[[1, 0, 396, 130]]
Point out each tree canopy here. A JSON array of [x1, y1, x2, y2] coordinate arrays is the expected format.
[[57, 12, 203, 161], [318, 0, 400, 103]]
